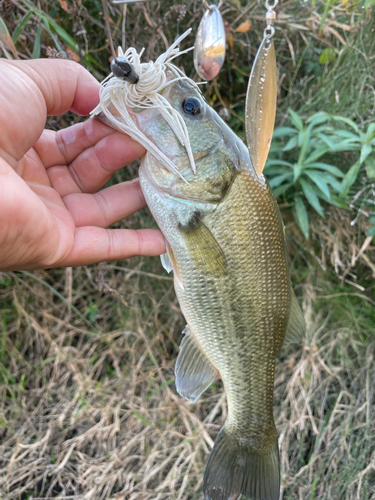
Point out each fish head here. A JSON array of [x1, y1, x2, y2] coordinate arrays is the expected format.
[[96, 67, 252, 203], [131, 75, 251, 202]]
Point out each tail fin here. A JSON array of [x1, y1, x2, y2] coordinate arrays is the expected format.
[[203, 427, 280, 500]]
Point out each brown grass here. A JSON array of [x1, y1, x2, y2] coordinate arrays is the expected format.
[[0, 263, 374, 499]]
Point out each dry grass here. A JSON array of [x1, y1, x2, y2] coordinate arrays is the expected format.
[[0, 262, 374, 499]]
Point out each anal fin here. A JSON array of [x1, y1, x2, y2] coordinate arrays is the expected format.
[[175, 326, 217, 402], [284, 291, 306, 345]]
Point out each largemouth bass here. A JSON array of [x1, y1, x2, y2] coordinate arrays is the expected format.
[[93, 37, 305, 500]]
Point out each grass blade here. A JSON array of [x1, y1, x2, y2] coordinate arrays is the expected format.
[[42, 18, 63, 53], [32, 21, 41, 58], [18, 271, 92, 327], [1, 314, 6, 364], [0, 16, 18, 58], [12, 10, 32, 43]]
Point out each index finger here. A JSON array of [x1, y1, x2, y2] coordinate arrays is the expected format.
[[0, 59, 100, 165]]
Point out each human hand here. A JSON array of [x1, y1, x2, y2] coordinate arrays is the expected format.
[[0, 59, 166, 271]]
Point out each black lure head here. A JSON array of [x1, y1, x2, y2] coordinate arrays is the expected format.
[[110, 57, 139, 84]]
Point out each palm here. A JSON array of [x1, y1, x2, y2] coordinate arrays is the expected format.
[[0, 59, 165, 271]]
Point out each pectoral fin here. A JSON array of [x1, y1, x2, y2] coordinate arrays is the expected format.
[[178, 212, 227, 276], [175, 326, 217, 402], [283, 292, 306, 345]]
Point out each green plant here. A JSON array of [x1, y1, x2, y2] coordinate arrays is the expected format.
[[265, 109, 346, 238], [314, 115, 375, 195], [266, 109, 375, 238]]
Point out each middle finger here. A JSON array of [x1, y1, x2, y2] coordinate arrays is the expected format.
[[36, 118, 146, 195]]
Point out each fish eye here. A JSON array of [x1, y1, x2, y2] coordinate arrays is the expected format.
[[181, 97, 202, 116]]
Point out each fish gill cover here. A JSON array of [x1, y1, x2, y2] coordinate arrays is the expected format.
[[91, 29, 204, 180]]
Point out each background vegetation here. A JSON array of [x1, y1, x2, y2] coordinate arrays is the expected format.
[[0, 0, 374, 498]]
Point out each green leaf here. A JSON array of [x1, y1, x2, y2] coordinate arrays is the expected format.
[[334, 130, 361, 141], [264, 167, 284, 175], [316, 192, 350, 209], [341, 160, 362, 194], [32, 21, 41, 59], [293, 196, 309, 239], [283, 135, 298, 152], [331, 116, 360, 134], [359, 143, 373, 164], [323, 173, 344, 194], [20, 0, 104, 72], [0, 16, 18, 57], [365, 156, 375, 179], [369, 215, 375, 224], [12, 10, 32, 43], [306, 112, 330, 128], [293, 164, 303, 182], [305, 170, 331, 199], [298, 128, 311, 164], [264, 166, 289, 175], [272, 182, 294, 198], [300, 179, 324, 217], [305, 162, 344, 178], [265, 159, 294, 168], [317, 133, 337, 151], [365, 122, 375, 142], [269, 173, 293, 188], [319, 47, 336, 64], [367, 227, 375, 237], [288, 108, 304, 132], [304, 148, 330, 164], [272, 127, 297, 138]]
